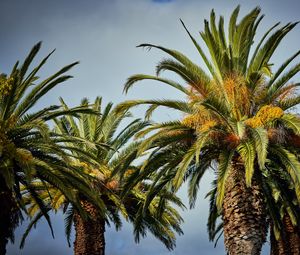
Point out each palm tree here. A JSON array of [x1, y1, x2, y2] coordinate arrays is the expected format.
[[22, 97, 184, 255], [0, 43, 104, 254], [116, 6, 300, 254]]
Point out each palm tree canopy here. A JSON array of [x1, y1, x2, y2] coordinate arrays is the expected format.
[[117, 6, 300, 239], [22, 97, 184, 250], [0, 42, 105, 243]]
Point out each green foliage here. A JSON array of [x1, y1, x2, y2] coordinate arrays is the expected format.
[[120, 5, 300, 246], [237, 141, 256, 187], [0, 42, 102, 247], [216, 151, 234, 209], [23, 98, 184, 250]]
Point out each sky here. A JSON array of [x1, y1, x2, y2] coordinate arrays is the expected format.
[[1, 0, 300, 254]]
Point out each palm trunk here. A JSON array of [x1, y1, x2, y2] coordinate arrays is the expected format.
[[222, 162, 267, 255], [0, 176, 19, 255], [270, 215, 300, 255], [270, 222, 286, 255], [73, 200, 105, 255]]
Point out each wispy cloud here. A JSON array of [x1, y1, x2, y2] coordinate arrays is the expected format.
[[3, 0, 300, 254]]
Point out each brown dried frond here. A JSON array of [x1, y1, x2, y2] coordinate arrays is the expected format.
[[267, 128, 277, 141], [166, 130, 186, 136], [267, 127, 286, 144], [105, 180, 119, 190], [187, 87, 203, 102], [188, 79, 210, 98], [288, 134, 300, 148], [225, 133, 241, 148], [252, 76, 268, 105], [277, 84, 298, 101]]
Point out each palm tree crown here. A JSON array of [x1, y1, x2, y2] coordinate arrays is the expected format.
[[0, 42, 103, 254], [23, 97, 184, 253], [117, 6, 300, 254]]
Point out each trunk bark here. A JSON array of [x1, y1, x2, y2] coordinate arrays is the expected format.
[[73, 200, 105, 255], [222, 162, 267, 255], [270, 223, 286, 255], [0, 176, 19, 255], [270, 215, 300, 255]]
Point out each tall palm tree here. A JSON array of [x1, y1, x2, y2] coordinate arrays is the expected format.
[[22, 97, 184, 255], [116, 6, 300, 255], [0, 43, 104, 254]]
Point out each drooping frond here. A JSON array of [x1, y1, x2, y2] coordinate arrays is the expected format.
[[216, 151, 234, 209], [250, 127, 268, 170], [115, 99, 193, 115], [237, 141, 256, 187], [124, 74, 189, 95]]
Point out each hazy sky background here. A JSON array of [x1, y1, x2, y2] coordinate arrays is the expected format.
[[1, 0, 300, 254]]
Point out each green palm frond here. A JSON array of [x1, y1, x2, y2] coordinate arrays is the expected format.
[[180, 19, 216, 80], [22, 97, 184, 250], [216, 151, 234, 209], [270, 147, 300, 201], [14, 62, 78, 119], [248, 22, 298, 84], [280, 114, 300, 135], [115, 99, 193, 115], [268, 50, 300, 88], [237, 140, 256, 187], [124, 74, 189, 95], [267, 63, 300, 100], [250, 127, 268, 170], [138, 43, 210, 88], [173, 143, 199, 190], [120, 6, 300, 250], [188, 152, 214, 208], [64, 207, 74, 247], [155, 59, 210, 95]]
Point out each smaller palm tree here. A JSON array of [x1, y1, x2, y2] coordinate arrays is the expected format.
[[22, 98, 184, 255]]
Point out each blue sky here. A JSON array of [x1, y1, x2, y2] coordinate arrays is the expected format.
[[2, 0, 300, 254]]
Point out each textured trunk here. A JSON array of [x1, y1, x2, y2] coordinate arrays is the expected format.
[[222, 162, 267, 255], [270, 215, 300, 255], [74, 200, 105, 255], [270, 222, 286, 255], [0, 176, 19, 255]]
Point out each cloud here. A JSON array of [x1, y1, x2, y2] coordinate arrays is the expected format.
[[2, 0, 300, 254]]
